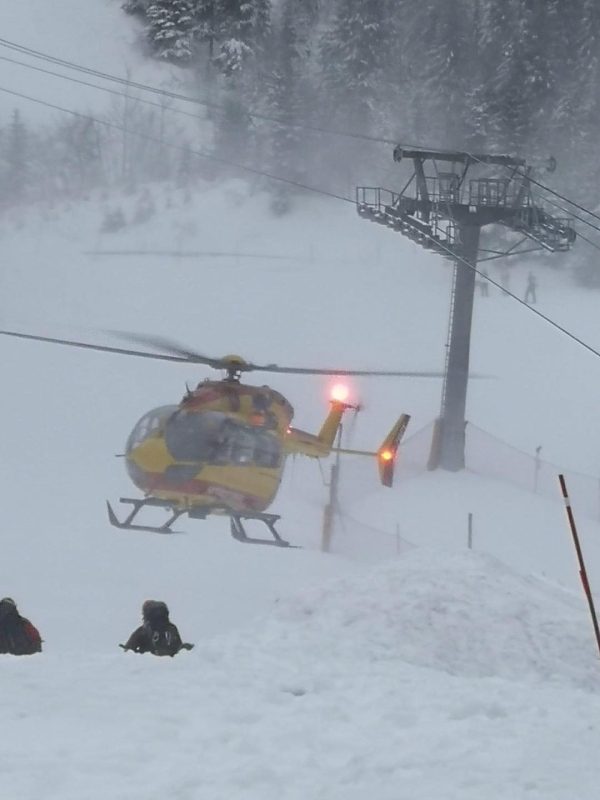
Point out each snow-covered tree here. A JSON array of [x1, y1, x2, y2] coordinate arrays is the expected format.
[[192, 0, 219, 58], [264, 0, 307, 212], [319, 0, 387, 130], [214, 0, 272, 76], [3, 109, 29, 204], [146, 0, 198, 62], [417, 0, 477, 147], [122, 0, 153, 18]]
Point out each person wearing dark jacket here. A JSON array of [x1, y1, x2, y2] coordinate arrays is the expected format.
[[0, 597, 42, 655], [120, 600, 194, 657]]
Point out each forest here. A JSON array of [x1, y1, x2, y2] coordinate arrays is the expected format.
[[120, 1, 600, 197], [2, 1, 599, 257]]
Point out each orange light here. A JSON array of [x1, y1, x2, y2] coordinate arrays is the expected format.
[[331, 383, 349, 403], [380, 449, 394, 462]]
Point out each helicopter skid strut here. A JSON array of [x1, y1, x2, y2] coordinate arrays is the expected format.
[[107, 497, 298, 547], [106, 498, 186, 534], [230, 513, 298, 548]]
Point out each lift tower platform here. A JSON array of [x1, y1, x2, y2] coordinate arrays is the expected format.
[[357, 148, 576, 471]]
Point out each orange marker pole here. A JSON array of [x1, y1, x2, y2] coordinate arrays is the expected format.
[[559, 474, 600, 658]]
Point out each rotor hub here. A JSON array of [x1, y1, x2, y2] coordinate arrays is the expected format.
[[222, 355, 248, 381]]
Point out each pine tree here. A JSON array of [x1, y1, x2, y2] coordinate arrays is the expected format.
[[553, 0, 600, 153], [3, 109, 28, 205], [265, 0, 305, 212], [193, 0, 219, 58], [319, 0, 387, 130], [481, 0, 556, 152], [555, 0, 600, 280], [465, 0, 513, 149], [146, 0, 198, 63], [283, 0, 319, 57], [214, 0, 272, 76], [122, 0, 153, 18], [416, 0, 477, 147]]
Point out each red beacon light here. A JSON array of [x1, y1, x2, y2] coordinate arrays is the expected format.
[[331, 383, 350, 403], [378, 446, 397, 487]]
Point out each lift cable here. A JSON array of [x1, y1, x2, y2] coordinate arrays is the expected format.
[[0, 84, 351, 204], [0, 37, 398, 146], [4, 36, 600, 235], [2, 82, 600, 364], [0, 53, 209, 123]]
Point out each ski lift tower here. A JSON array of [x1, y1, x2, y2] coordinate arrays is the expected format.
[[356, 148, 576, 471]]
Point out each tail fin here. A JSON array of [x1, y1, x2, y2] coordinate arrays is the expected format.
[[316, 401, 347, 452], [285, 401, 348, 458], [377, 413, 410, 487]]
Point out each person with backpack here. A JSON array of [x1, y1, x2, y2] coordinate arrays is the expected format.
[[120, 600, 194, 657], [0, 597, 42, 655]]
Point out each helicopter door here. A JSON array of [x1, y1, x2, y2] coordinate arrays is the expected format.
[[254, 431, 281, 468]]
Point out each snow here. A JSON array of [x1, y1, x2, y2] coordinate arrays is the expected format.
[[3, 2, 600, 796], [0, 0, 189, 125], [3, 183, 600, 798], [4, 550, 600, 800]]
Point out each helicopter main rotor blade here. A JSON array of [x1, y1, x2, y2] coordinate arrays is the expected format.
[[0, 329, 191, 364], [109, 332, 450, 377], [0, 329, 485, 379], [251, 364, 449, 378], [108, 331, 227, 370]]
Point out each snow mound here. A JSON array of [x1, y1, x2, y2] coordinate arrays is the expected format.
[[261, 549, 599, 689], [5, 549, 600, 800]]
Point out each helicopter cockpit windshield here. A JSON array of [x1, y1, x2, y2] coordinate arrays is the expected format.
[[126, 405, 179, 454], [164, 410, 281, 468]]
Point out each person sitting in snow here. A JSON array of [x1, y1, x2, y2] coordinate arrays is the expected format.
[[0, 597, 42, 656], [120, 600, 194, 657]]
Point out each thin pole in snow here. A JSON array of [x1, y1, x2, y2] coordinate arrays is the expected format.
[[559, 474, 600, 659], [534, 446, 542, 493], [467, 512, 473, 549]]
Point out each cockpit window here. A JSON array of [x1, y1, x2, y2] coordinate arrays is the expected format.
[[127, 405, 178, 453], [164, 410, 223, 462], [163, 411, 282, 468]]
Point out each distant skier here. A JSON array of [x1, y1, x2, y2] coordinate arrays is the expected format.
[[524, 271, 537, 304], [479, 268, 489, 297], [499, 265, 510, 296], [0, 597, 42, 656], [120, 600, 194, 657]]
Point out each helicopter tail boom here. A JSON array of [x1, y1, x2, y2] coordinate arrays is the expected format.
[[284, 401, 349, 458], [331, 413, 411, 488]]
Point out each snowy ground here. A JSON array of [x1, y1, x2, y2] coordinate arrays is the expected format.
[[4, 550, 600, 800]]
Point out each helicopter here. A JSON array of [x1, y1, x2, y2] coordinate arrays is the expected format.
[[0, 329, 447, 548]]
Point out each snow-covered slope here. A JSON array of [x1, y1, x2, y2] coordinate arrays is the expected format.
[[5, 550, 600, 800], [1, 0, 183, 124], [3, 183, 600, 587]]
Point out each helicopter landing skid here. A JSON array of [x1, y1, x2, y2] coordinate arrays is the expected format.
[[230, 513, 299, 548], [106, 498, 185, 535], [107, 498, 298, 547]]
